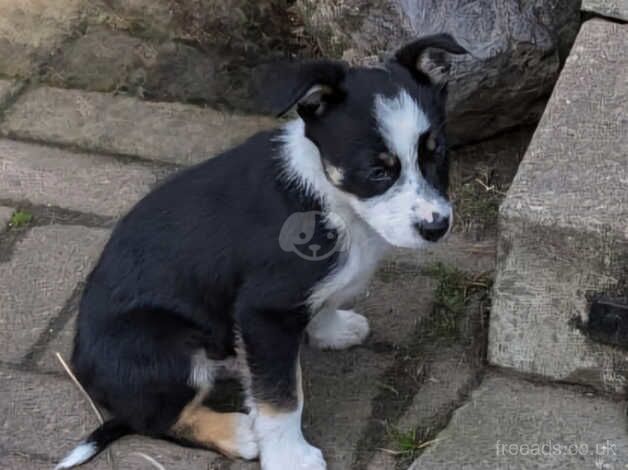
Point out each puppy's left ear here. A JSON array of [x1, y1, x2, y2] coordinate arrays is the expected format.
[[394, 33, 468, 86], [254, 59, 347, 119]]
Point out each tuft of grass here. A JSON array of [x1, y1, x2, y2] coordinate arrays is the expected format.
[[423, 262, 492, 340], [382, 426, 438, 463], [9, 210, 33, 229]]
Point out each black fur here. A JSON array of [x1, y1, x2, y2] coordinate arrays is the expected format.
[[72, 131, 338, 434]]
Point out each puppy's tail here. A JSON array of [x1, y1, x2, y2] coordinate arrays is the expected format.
[[55, 419, 131, 469]]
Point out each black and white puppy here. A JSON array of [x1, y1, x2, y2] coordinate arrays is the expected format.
[[57, 34, 467, 470]]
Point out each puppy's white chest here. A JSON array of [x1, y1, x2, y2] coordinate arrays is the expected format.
[[308, 220, 387, 312]]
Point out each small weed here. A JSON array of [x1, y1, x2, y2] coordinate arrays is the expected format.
[[423, 262, 492, 339], [383, 426, 436, 464], [9, 210, 33, 229]]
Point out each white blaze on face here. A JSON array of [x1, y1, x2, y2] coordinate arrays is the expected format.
[[349, 89, 451, 248]]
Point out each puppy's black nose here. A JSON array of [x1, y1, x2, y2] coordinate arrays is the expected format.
[[415, 213, 450, 242]]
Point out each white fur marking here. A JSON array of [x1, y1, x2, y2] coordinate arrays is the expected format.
[[188, 350, 216, 388], [307, 309, 370, 349], [374, 89, 429, 165], [255, 406, 325, 470], [233, 413, 260, 460], [55, 442, 97, 469]]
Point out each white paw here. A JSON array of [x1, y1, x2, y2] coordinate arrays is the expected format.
[[232, 413, 260, 460], [261, 437, 326, 470], [307, 309, 370, 350]]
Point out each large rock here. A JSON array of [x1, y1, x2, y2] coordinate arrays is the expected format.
[[489, 20, 628, 394], [295, 0, 581, 145]]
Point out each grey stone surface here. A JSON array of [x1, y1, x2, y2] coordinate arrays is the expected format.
[[0, 205, 13, 233], [111, 436, 221, 470], [367, 347, 476, 470], [295, 0, 581, 145], [489, 20, 628, 393], [2, 87, 277, 165], [0, 139, 157, 217], [582, 0, 628, 21], [36, 309, 78, 373], [408, 373, 628, 469], [0, 225, 108, 362], [0, 0, 85, 77], [0, 368, 103, 461], [0, 78, 20, 108], [357, 270, 436, 346], [0, 452, 111, 470]]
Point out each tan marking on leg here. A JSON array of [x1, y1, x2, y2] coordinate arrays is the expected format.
[[172, 402, 257, 459]]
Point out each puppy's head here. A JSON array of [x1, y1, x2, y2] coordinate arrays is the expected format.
[[263, 34, 468, 249]]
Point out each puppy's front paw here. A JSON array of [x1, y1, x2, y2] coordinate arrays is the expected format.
[[308, 309, 370, 350], [260, 437, 326, 470]]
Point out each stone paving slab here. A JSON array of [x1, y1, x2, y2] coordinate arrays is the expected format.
[[0, 139, 158, 217], [357, 271, 436, 346], [0, 225, 108, 362], [111, 436, 221, 470], [367, 346, 477, 470], [0, 205, 13, 233], [489, 19, 628, 393], [0, 0, 85, 77], [36, 309, 78, 373], [582, 0, 628, 21], [0, 367, 102, 461], [408, 372, 628, 470], [0, 78, 20, 108], [0, 452, 111, 470], [1, 86, 277, 165]]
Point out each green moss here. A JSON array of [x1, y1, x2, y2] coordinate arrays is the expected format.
[[9, 210, 33, 229]]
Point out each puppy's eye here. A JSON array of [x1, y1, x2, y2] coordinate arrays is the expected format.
[[368, 166, 393, 182]]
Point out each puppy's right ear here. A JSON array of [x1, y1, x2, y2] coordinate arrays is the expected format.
[[254, 60, 347, 119]]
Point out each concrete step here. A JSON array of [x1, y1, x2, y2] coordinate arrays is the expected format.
[[489, 19, 628, 393], [582, 0, 628, 21]]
